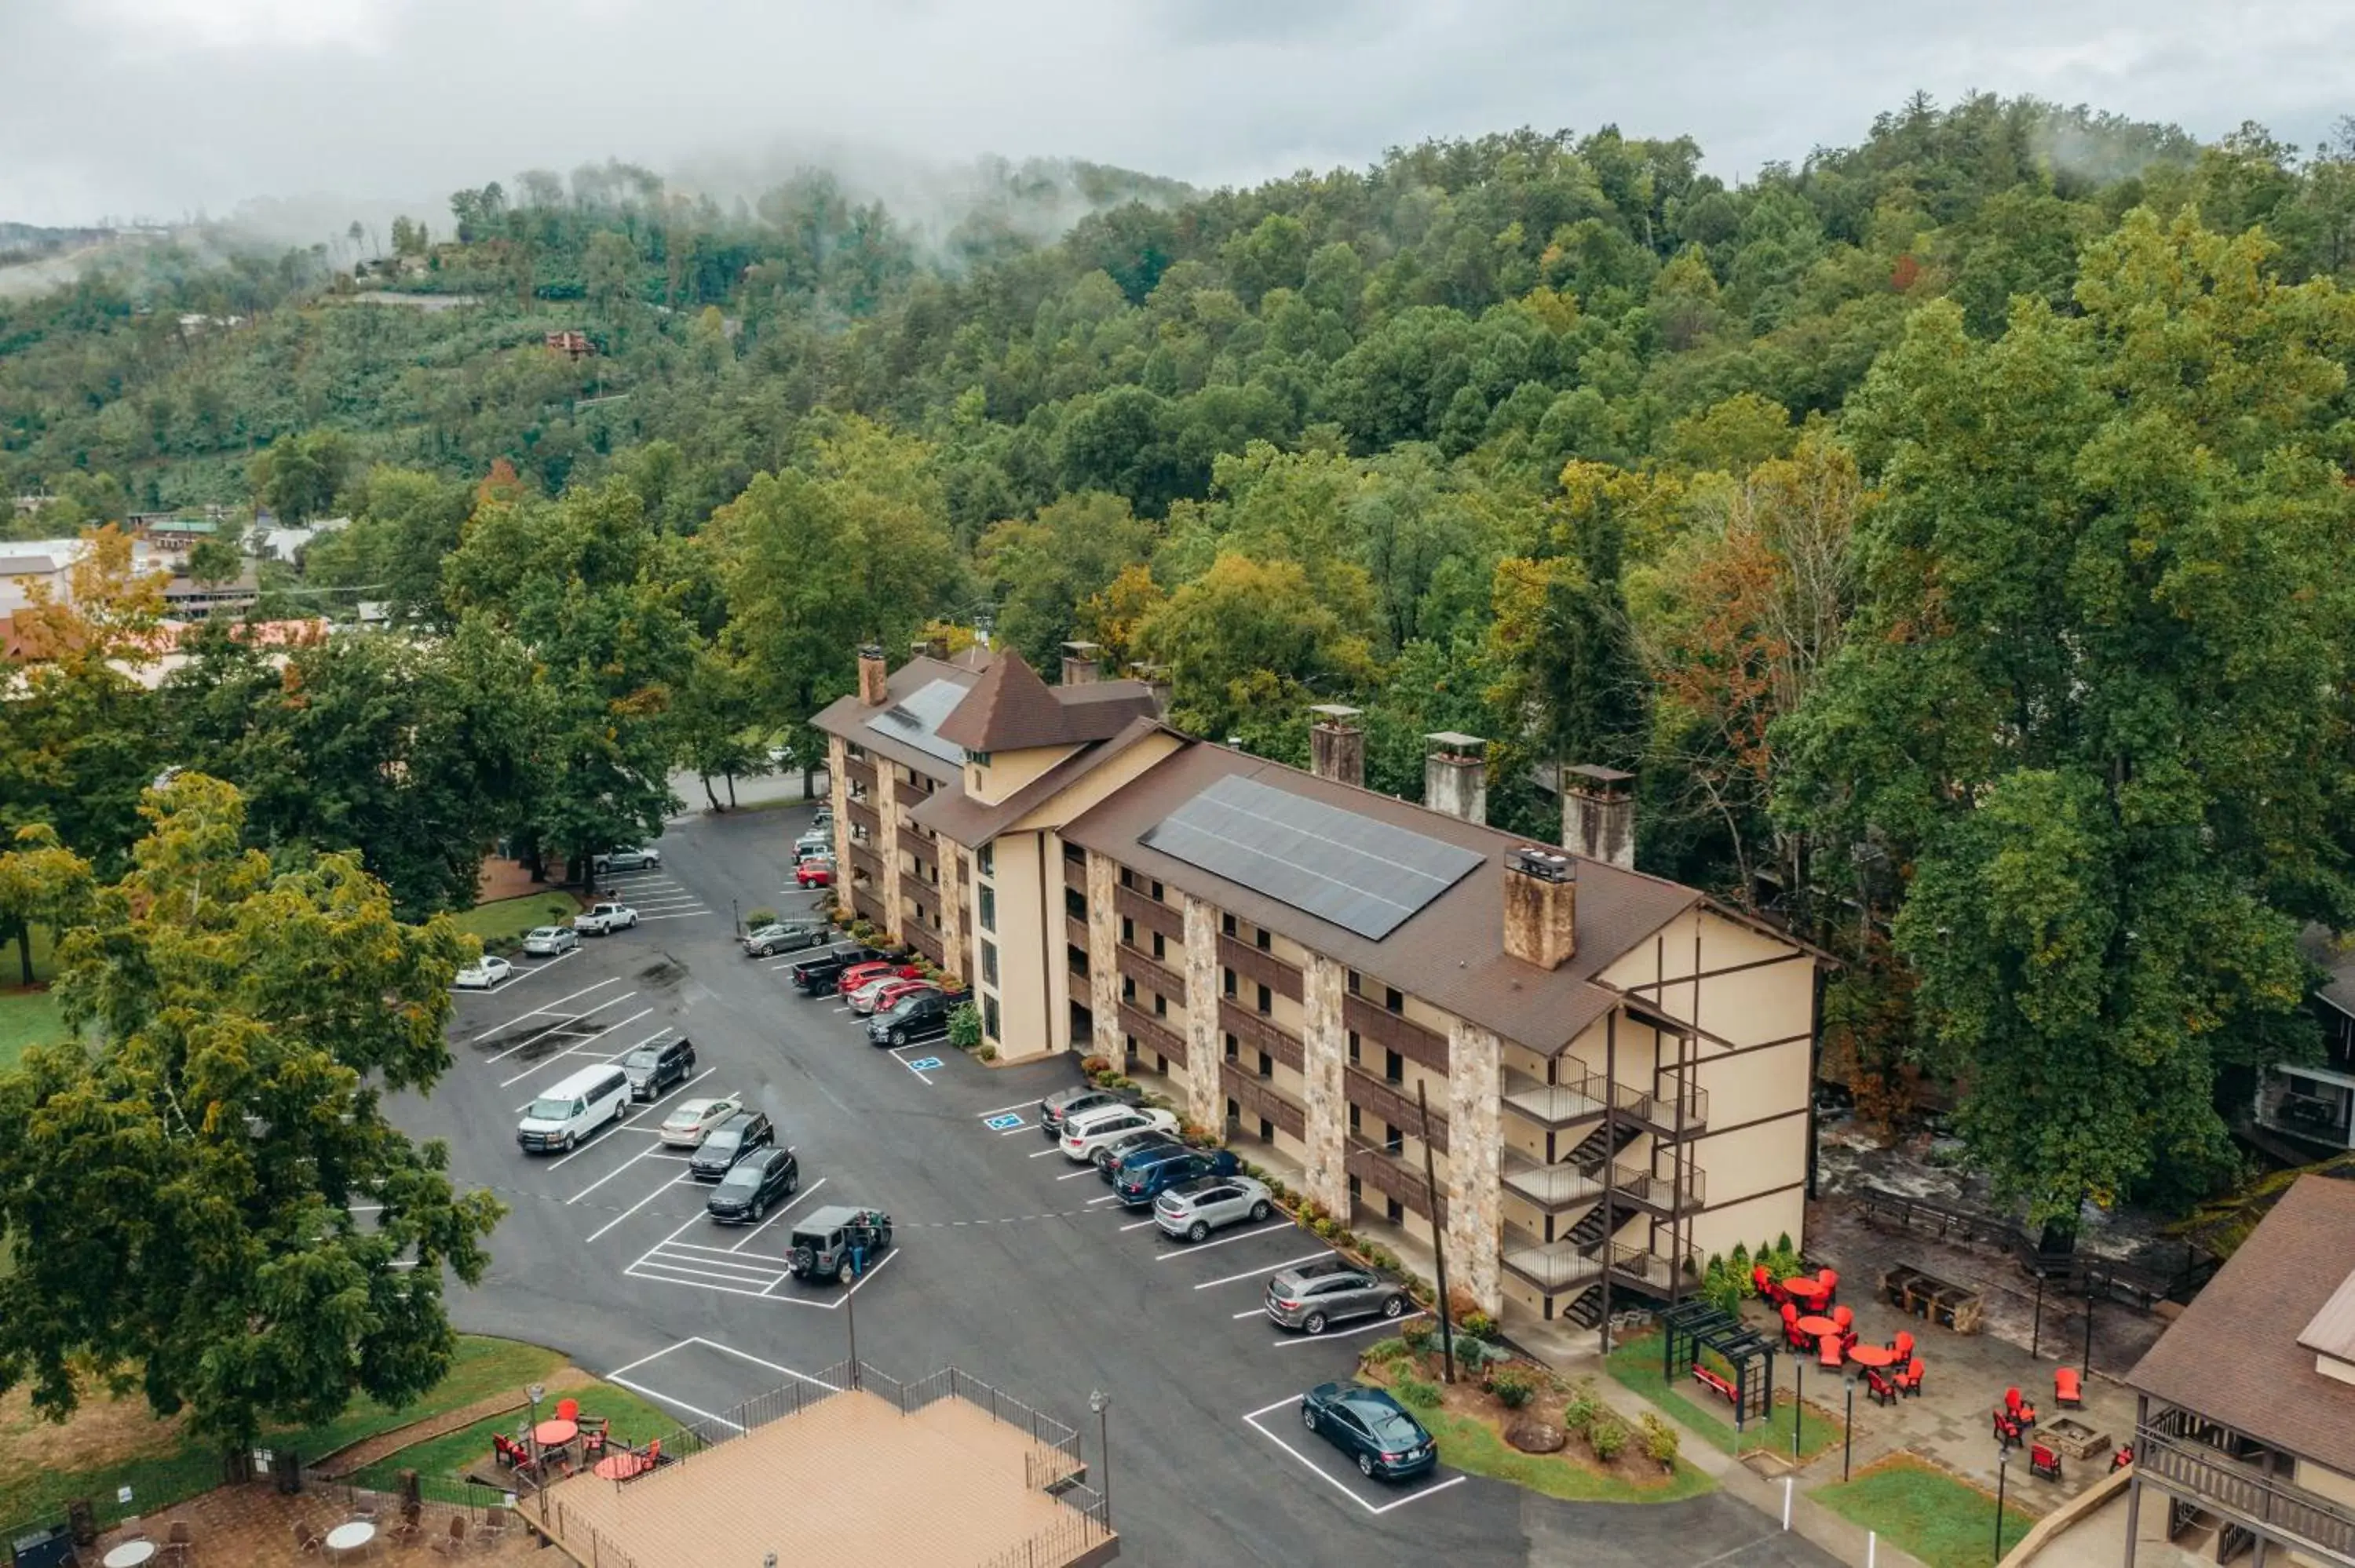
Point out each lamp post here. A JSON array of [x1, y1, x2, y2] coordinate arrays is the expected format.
[[1993, 1441, 2012, 1563], [1842, 1368, 1857, 1483], [2081, 1291, 2095, 1380], [526, 1384, 546, 1523], [1089, 1390, 1112, 1527], [1793, 1358, 1804, 1460], [2029, 1271, 2046, 1359]]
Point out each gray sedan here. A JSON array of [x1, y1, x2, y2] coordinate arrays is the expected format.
[[1264, 1259, 1408, 1335], [1153, 1174, 1272, 1242]]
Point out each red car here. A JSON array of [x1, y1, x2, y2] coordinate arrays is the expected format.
[[838, 960, 918, 995], [856, 977, 940, 1016], [795, 857, 834, 888]]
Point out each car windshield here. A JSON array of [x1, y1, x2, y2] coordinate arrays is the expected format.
[[526, 1097, 573, 1121], [704, 1126, 742, 1150], [528, 928, 557, 939], [625, 1048, 660, 1068], [717, 1164, 761, 1190]]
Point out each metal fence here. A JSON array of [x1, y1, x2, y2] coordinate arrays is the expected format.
[[898, 1366, 1082, 1463], [972, 1490, 1114, 1568]]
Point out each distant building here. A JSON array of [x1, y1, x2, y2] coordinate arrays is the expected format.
[[545, 330, 594, 361], [255, 516, 350, 565], [131, 516, 221, 554], [162, 566, 261, 622], [2253, 931, 2355, 1154]]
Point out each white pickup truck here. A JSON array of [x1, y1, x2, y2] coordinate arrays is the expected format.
[[572, 902, 640, 935]]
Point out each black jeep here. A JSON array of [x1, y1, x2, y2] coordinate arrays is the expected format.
[[787, 1205, 895, 1285]]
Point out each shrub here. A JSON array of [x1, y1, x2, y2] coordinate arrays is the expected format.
[[1563, 1381, 1604, 1435], [745, 906, 778, 929], [1459, 1310, 1495, 1340], [1447, 1284, 1480, 1324], [1588, 1412, 1630, 1462], [851, 920, 876, 941], [977, 1045, 997, 1062], [1639, 1412, 1680, 1469], [1392, 1376, 1440, 1409], [947, 1001, 983, 1052], [1334, 1228, 1360, 1253], [1362, 1336, 1411, 1364], [1311, 1216, 1338, 1239], [1080, 1055, 1111, 1076], [1298, 1198, 1326, 1225], [1401, 1320, 1437, 1351], [1489, 1368, 1537, 1409]]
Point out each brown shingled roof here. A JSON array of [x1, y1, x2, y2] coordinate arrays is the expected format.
[[2127, 1175, 2355, 1475], [935, 650, 1071, 753]]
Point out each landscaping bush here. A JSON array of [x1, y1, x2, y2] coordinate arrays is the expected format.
[[1459, 1310, 1495, 1340], [1363, 1337, 1411, 1364], [947, 1001, 983, 1052], [977, 1044, 997, 1062], [1563, 1381, 1605, 1435], [1587, 1411, 1630, 1462], [1311, 1216, 1338, 1238], [1080, 1055, 1111, 1076], [1639, 1412, 1680, 1469], [745, 906, 778, 929], [1489, 1368, 1538, 1409], [1392, 1376, 1441, 1409], [1401, 1320, 1437, 1351]]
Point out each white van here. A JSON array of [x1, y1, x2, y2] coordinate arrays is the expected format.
[[517, 1063, 631, 1154]]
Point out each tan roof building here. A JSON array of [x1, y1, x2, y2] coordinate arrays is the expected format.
[[2122, 1176, 2355, 1567], [811, 643, 1827, 1337]]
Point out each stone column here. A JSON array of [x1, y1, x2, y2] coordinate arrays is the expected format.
[[1300, 954, 1350, 1216], [874, 760, 904, 943], [1086, 850, 1121, 1060], [1445, 1019, 1504, 1316], [827, 737, 853, 883], [1180, 894, 1225, 1134], [938, 844, 967, 985]]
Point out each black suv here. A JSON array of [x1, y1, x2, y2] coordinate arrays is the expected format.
[[867, 990, 954, 1048], [790, 947, 885, 996], [687, 1110, 776, 1180], [622, 1034, 696, 1100], [706, 1147, 800, 1223], [788, 1205, 893, 1285]]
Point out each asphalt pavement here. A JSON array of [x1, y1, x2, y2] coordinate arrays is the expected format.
[[390, 803, 1841, 1568]]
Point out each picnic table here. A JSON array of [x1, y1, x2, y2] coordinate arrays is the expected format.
[[1880, 1263, 1983, 1333]]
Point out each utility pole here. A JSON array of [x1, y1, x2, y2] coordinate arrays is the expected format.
[[1416, 1078, 1455, 1386]]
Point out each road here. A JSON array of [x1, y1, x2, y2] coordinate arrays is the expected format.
[[394, 804, 1839, 1568]]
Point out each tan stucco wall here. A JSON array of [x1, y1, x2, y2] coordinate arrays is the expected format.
[[1006, 733, 1183, 837], [827, 736, 853, 879], [977, 830, 1055, 1060], [966, 743, 1078, 805], [874, 757, 904, 942]]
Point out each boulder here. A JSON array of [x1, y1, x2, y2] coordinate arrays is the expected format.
[[1505, 1417, 1565, 1454]]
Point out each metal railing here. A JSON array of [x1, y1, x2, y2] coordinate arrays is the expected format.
[[973, 1492, 1114, 1568], [898, 1367, 1082, 1463], [2135, 1428, 2355, 1559]]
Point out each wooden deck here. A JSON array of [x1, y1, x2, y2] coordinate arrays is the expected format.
[[539, 1390, 1115, 1566]]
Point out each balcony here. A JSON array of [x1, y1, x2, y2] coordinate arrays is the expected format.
[[1343, 1064, 1448, 1154], [1627, 1081, 1709, 1140], [842, 756, 876, 793], [2256, 1068, 2355, 1149], [1500, 1150, 1606, 1213], [1342, 995, 1448, 1074], [1345, 1135, 1440, 1223], [851, 887, 887, 928], [1501, 1068, 1627, 1131], [2137, 1423, 2355, 1563], [906, 924, 943, 966], [1218, 934, 1302, 1003], [1501, 1236, 1608, 1293], [1221, 1062, 1305, 1141], [1064, 855, 1088, 895], [1610, 1158, 1705, 1216], [1219, 998, 1302, 1073], [849, 844, 885, 884], [1119, 1001, 1187, 1068], [1115, 943, 1188, 1006], [898, 822, 935, 868], [845, 797, 880, 838], [1114, 883, 1183, 943]]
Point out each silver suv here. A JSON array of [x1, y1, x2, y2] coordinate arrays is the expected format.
[[1264, 1259, 1408, 1335], [1153, 1174, 1272, 1242]]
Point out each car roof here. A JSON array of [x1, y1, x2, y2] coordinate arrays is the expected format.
[[796, 1204, 864, 1228], [1066, 1101, 1152, 1128], [1272, 1259, 1368, 1289]]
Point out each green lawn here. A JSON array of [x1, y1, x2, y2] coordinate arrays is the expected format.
[[1813, 1456, 2036, 1568], [348, 1380, 692, 1492], [0, 1336, 565, 1532], [1417, 1403, 1714, 1503], [0, 988, 68, 1072], [449, 893, 580, 954], [1608, 1336, 1844, 1462]]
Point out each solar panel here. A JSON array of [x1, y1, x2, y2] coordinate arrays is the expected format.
[[867, 679, 969, 764], [1141, 773, 1482, 940]]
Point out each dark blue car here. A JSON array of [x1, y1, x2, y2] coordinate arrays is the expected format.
[[1301, 1381, 1438, 1480], [1112, 1146, 1239, 1207]]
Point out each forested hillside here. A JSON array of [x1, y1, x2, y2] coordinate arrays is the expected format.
[[6, 92, 2355, 1226]]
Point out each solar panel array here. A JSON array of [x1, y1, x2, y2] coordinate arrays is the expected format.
[[1141, 773, 1483, 940], [867, 679, 971, 764]]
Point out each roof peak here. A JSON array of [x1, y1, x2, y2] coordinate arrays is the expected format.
[[934, 648, 1070, 753]]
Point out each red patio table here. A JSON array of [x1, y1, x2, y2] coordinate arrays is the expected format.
[[1782, 1277, 1828, 1307], [1847, 1343, 1897, 1369], [534, 1418, 579, 1449], [593, 1453, 652, 1481], [1793, 1314, 1838, 1340]]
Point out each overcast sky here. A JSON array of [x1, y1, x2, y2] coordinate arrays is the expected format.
[[5, 0, 2353, 230]]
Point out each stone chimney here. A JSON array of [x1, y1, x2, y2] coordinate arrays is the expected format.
[[1502, 846, 1577, 969], [1563, 764, 1636, 870], [856, 643, 889, 706], [1308, 704, 1365, 789], [1424, 732, 1487, 825], [1060, 640, 1101, 684], [1130, 662, 1170, 714], [911, 634, 947, 662]]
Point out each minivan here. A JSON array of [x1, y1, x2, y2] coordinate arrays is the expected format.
[[517, 1064, 631, 1154]]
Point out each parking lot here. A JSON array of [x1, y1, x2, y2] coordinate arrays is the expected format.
[[391, 804, 1839, 1568]]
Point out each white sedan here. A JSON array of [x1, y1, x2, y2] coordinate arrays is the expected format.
[[454, 955, 514, 990], [1061, 1104, 1181, 1163], [521, 926, 579, 957], [659, 1094, 746, 1147]]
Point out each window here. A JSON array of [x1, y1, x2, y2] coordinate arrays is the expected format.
[[1068, 944, 1088, 977], [1150, 881, 1163, 902], [1065, 888, 1086, 920], [1224, 1032, 1239, 1062], [1221, 913, 1237, 937], [1153, 994, 1167, 1018], [1255, 928, 1272, 952], [983, 995, 1000, 1041], [1258, 1051, 1272, 1080], [1349, 1103, 1361, 1135], [1386, 1197, 1404, 1224], [1156, 1053, 1168, 1074], [980, 941, 998, 986], [1064, 841, 1084, 864], [1259, 1117, 1274, 1142], [1385, 1049, 1404, 1085], [1119, 868, 1134, 890], [1222, 968, 1237, 998], [1385, 986, 1404, 1014], [978, 886, 995, 933], [1256, 983, 1272, 1016], [1382, 1122, 1402, 1155], [977, 843, 995, 876], [1122, 976, 1136, 1002], [1348, 1030, 1360, 1066], [968, 750, 992, 767], [1348, 970, 1362, 996], [1151, 932, 1166, 961], [1120, 915, 1134, 946]]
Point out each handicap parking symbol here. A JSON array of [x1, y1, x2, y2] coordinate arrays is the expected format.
[[907, 1056, 944, 1072], [983, 1112, 1024, 1131]]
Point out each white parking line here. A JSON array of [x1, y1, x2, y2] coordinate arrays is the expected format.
[[1269, 1311, 1426, 1347], [1192, 1249, 1334, 1289], [1027, 1148, 1062, 1159], [605, 1375, 747, 1432], [727, 1177, 826, 1250], [1053, 1168, 1099, 1181], [1233, 1307, 1265, 1319], [692, 1339, 841, 1391], [1240, 1405, 1468, 1515], [638, 912, 714, 922], [1086, 1194, 1122, 1205], [1119, 1216, 1161, 1231], [477, 975, 620, 1057], [584, 1172, 692, 1244], [975, 1099, 1036, 1118], [1155, 1222, 1293, 1260], [487, 991, 642, 1077], [566, 1142, 670, 1205], [500, 1005, 652, 1091]]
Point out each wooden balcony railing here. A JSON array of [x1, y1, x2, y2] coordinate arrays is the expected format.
[[1113, 883, 1183, 943], [1067, 915, 1092, 954], [1064, 855, 1088, 895], [1342, 994, 1447, 1074], [1220, 1063, 1305, 1140], [1115, 943, 1187, 1006], [2137, 1424, 2355, 1561], [845, 797, 880, 837], [1218, 999, 1302, 1073], [898, 822, 935, 868], [1118, 1001, 1187, 1069], [906, 924, 943, 966], [851, 888, 887, 928], [1345, 1134, 1441, 1223], [1342, 1064, 1448, 1154], [1218, 934, 1302, 1003]]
